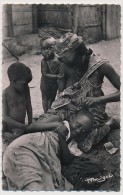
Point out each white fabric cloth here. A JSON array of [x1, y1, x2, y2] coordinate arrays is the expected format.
[[63, 121, 83, 156]]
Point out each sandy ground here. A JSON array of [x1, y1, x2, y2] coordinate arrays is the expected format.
[[2, 38, 121, 191]]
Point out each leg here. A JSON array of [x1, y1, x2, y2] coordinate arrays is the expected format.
[[77, 116, 120, 153], [42, 98, 49, 113], [49, 83, 58, 109], [105, 116, 120, 129], [77, 125, 110, 152], [94, 116, 120, 145], [40, 79, 50, 113]]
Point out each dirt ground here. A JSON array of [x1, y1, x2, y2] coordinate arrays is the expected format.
[[2, 38, 121, 191]]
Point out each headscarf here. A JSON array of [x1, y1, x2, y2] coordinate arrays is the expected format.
[[55, 33, 92, 58], [8, 62, 32, 83]]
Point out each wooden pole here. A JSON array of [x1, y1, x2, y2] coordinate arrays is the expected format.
[[32, 4, 38, 33], [72, 5, 79, 34], [7, 4, 14, 37], [102, 4, 106, 40]]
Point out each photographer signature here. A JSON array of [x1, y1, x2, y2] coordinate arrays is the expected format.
[[84, 173, 113, 184]]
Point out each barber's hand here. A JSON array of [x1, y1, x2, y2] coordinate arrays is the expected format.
[[83, 97, 102, 107], [57, 91, 71, 98], [67, 102, 79, 113], [71, 98, 81, 106]]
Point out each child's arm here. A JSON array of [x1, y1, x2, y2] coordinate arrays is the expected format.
[[57, 63, 66, 92], [26, 86, 33, 125], [39, 114, 62, 123], [26, 121, 61, 133], [2, 91, 27, 132], [41, 59, 63, 79], [26, 114, 63, 133]]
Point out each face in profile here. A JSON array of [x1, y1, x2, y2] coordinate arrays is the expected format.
[[58, 51, 78, 66], [41, 38, 55, 60], [70, 114, 93, 138]]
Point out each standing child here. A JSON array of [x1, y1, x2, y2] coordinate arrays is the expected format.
[[2, 62, 33, 145], [40, 36, 63, 113]]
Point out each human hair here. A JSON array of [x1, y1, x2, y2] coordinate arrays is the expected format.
[[76, 109, 95, 125], [7, 62, 32, 83]]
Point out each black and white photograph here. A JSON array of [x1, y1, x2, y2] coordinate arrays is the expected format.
[[1, 1, 122, 192]]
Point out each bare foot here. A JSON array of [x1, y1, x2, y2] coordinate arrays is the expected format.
[[106, 117, 120, 129]]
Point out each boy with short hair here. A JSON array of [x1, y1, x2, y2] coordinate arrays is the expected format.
[[40, 36, 64, 113], [2, 62, 33, 144]]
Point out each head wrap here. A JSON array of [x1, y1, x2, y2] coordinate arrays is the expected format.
[[8, 62, 32, 83], [55, 33, 82, 57], [40, 36, 56, 47], [55, 33, 92, 58]]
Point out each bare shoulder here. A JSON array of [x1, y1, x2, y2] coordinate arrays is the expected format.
[[52, 55, 60, 64], [2, 86, 10, 97], [41, 58, 47, 65], [98, 62, 117, 75]]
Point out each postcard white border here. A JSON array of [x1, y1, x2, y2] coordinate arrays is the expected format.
[[0, 0, 123, 195]]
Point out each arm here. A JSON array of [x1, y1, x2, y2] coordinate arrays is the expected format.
[[41, 59, 60, 79], [26, 121, 61, 133], [98, 63, 120, 102], [57, 63, 66, 92], [39, 115, 62, 123], [2, 91, 26, 132], [26, 86, 33, 125], [84, 63, 120, 106], [58, 132, 75, 165]]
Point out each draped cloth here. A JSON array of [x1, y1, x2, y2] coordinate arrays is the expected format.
[[3, 132, 73, 190], [51, 53, 111, 152], [52, 53, 109, 126]]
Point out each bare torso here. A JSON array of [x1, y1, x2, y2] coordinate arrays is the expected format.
[[5, 86, 27, 123]]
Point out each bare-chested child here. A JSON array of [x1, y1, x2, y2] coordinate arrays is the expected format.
[[2, 62, 33, 144], [40, 36, 64, 113]]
